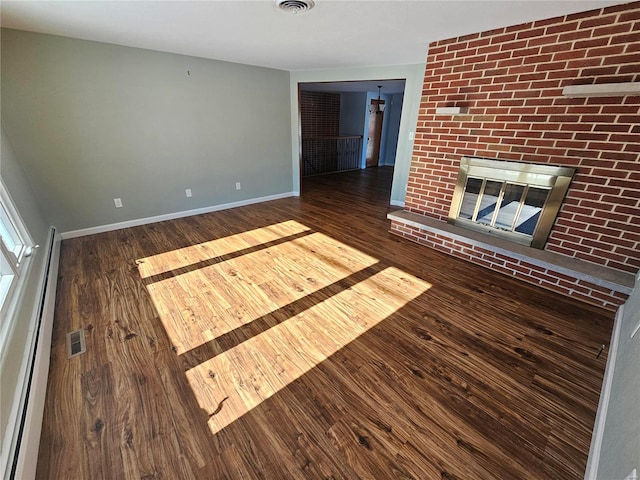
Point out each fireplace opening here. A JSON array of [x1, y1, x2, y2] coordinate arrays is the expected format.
[[448, 157, 575, 249]]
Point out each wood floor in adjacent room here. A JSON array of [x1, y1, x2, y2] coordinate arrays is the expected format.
[[36, 167, 614, 480]]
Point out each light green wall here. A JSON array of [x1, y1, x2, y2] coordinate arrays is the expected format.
[[290, 63, 425, 204], [597, 277, 640, 479], [0, 125, 49, 449], [1, 28, 292, 233]]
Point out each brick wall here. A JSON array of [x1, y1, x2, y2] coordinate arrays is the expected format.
[[300, 91, 341, 176], [390, 220, 630, 310], [300, 91, 340, 138], [393, 1, 640, 309]]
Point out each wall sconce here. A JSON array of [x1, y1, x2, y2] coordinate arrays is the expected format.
[[369, 85, 386, 114]]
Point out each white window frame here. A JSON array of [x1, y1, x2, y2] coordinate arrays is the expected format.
[[0, 181, 35, 357]]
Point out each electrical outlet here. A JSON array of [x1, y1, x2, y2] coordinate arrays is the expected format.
[[235, 182, 241, 191], [185, 189, 192, 198], [409, 131, 415, 140], [113, 198, 123, 208]]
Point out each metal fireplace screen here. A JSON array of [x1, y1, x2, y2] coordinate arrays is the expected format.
[[448, 157, 575, 249]]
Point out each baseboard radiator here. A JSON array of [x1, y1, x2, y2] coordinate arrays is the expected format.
[[5, 227, 60, 480]]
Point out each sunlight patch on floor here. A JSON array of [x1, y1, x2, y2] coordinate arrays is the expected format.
[[136, 220, 312, 279], [184, 266, 431, 435], [141, 223, 379, 354]]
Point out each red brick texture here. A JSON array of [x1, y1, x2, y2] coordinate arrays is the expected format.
[[300, 91, 341, 176], [390, 222, 629, 310], [394, 2, 640, 310], [300, 91, 340, 138]]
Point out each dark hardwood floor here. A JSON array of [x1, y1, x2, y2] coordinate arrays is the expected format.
[[36, 166, 614, 479]]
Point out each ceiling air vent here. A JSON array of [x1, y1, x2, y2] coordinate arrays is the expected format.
[[276, 0, 315, 14]]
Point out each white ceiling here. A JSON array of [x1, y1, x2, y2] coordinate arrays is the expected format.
[[1, 1, 624, 71]]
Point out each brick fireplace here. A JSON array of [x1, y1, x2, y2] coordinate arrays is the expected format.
[[389, 2, 640, 310]]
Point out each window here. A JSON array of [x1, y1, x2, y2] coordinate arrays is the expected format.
[[448, 157, 575, 249], [0, 182, 34, 341]]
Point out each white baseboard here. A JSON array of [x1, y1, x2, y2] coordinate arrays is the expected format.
[[2, 228, 60, 480], [584, 303, 625, 480], [61, 192, 296, 239], [390, 199, 405, 207]]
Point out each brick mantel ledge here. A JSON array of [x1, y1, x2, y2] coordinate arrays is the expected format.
[[388, 210, 635, 309]]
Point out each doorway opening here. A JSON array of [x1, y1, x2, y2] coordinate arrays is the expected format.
[[297, 79, 406, 186]]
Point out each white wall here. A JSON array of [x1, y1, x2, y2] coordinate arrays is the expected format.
[[595, 277, 640, 479], [1, 28, 293, 233], [290, 63, 425, 204]]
